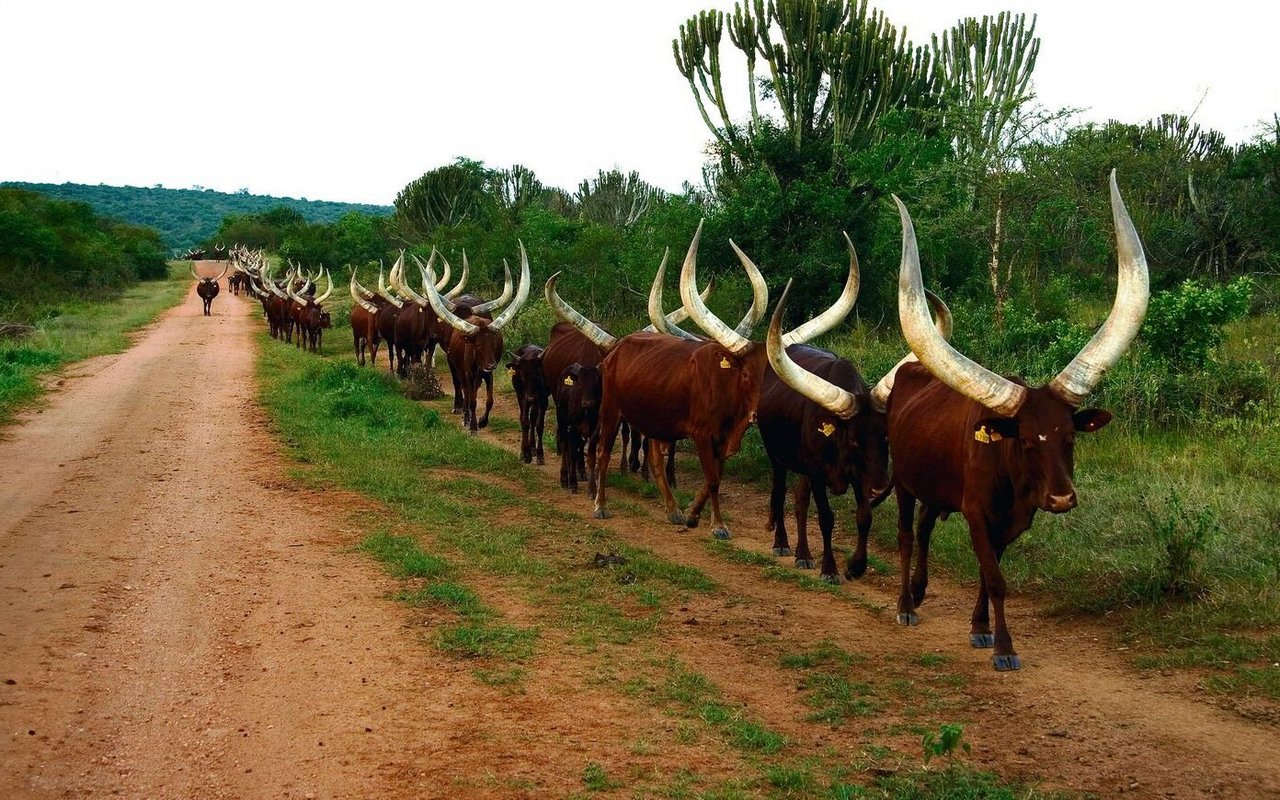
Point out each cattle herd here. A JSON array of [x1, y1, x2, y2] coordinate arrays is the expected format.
[[189, 173, 1149, 671]]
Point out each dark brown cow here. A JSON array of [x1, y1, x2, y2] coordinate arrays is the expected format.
[[507, 344, 549, 464], [288, 269, 333, 353], [573, 222, 771, 538], [554, 363, 602, 494], [421, 245, 531, 434], [191, 262, 227, 316], [758, 250, 954, 583], [887, 172, 1148, 671]]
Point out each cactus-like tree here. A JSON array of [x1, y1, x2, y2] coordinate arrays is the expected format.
[[489, 164, 544, 220], [672, 0, 941, 174], [576, 170, 662, 229], [393, 160, 491, 243]]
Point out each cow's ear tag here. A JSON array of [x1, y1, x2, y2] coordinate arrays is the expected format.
[[818, 422, 835, 437], [506, 367, 515, 376], [563, 376, 574, 386], [974, 425, 1002, 444], [719, 356, 731, 369]]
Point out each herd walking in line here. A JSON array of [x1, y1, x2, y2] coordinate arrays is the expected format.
[[194, 172, 1149, 672]]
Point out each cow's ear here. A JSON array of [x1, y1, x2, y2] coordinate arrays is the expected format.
[[1073, 408, 1112, 433], [973, 417, 1018, 443]]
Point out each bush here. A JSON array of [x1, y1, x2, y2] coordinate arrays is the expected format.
[[1142, 277, 1253, 368]]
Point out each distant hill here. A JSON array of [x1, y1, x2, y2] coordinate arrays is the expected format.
[[0, 181, 393, 252]]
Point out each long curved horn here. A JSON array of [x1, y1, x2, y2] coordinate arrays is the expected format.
[[782, 232, 859, 346], [680, 220, 755, 355], [445, 251, 469, 299], [643, 272, 712, 333], [490, 241, 531, 331], [422, 260, 479, 336], [769, 280, 859, 418], [727, 240, 769, 336], [391, 252, 429, 308], [647, 248, 701, 340], [214, 263, 229, 281], [895, 196, 1026, 417], [1048, 170, 1150, 405], [545, 272, 616, 351], [351, 267, 377, 301], [350, 270, 378, 313], [190, 262, 200, 280], [470, 259, 514, 315], [375, 260, 404, 308], [869, 289, 951, 412], [432, 252, 451, 291], [314, 268, 333, 304]]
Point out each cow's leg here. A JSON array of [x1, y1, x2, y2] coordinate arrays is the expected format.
[[557, 416, 571, 489], [566, 429, 581, 493], [793, 476, 815, 568], [369, 334, 380, 367], [812, 481, 839, 584], [911, 505, 941, 607], [518, 396, 532, 463], [768, 460, 791, 556], [846, 488, 874, 579], [478, 372, 494, 428], [965, 517, 1018, 670], [355, 333, 365, 366], [895, 487, 920, 626], [685, 441, 729, 538], [646, 438, 685, 525], [592, 404, 623, 519], [618, 422, 631, 476], [585, 423, 599, 500], [628, 430, 642, 475], [533, 398, 546, 465], [448, 360, 463, 413]]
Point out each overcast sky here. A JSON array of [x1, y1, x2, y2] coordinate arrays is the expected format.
[[2, 1, 1277, 206]]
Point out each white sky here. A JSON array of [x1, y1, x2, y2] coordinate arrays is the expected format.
[[2, 1, 1277, 206]]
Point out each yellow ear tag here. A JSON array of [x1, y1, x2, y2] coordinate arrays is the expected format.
[[507, 367, 515, 376], [818, 422, 835, 437], [719, 357, 731, 369], [974, 426, 1003, 444], [563, 376, 574, 386]]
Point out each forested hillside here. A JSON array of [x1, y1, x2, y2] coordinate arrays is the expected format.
[[0, 182, 391, 252]]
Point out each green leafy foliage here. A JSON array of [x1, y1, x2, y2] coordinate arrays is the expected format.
[[1142, 277, 1253, 367]]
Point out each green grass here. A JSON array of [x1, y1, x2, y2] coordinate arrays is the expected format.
[[0, 263, 188, 424]]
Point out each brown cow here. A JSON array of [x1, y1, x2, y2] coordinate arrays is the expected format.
[[350, 268, 387, 366], [421, 245, 531, 434], [579, 222, 771, 538], [554, 363, 602, 495], [191, 262, 227, 316], [288, 269, 333, 353], [507, 343, 549, 464], [887, 171, 1148, 671]]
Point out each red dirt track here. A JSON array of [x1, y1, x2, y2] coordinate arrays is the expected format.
[[1, 279, 1277, 798]]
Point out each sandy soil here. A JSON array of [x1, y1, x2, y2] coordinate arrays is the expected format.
[[2, 272, 1278, 799]]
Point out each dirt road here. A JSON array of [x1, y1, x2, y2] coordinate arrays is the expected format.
[[0, 280, 475, 798], [3, 275, 1278, 799]]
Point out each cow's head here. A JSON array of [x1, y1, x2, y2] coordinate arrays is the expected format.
[[895, 170, 1147, 515], [973, 385, 1112, 513], [558, 363, 602, 432], [420, 242, 532, 375], [508, 344, 546, 405], [768, 278, 890, 502]]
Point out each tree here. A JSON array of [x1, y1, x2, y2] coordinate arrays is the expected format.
[[393, 159, 494, 244], [576, 170, 662, 229], [673, 0, 941, 182]]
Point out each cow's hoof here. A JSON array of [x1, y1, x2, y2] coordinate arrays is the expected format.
[[569, 487, 579, 494], [712, 527, 731, 540], [846, 557, 867, 579], [970, 633, 995, 649], [896, 612, 919, 627], [991, 654, 1021, 671], [593, 509, 611, 520], [668, 512, 688, 525], [820, 573, 840, 586], [794, 558, 815, 570], [536, 457, 545, 466], [772, 547, 792, 557]]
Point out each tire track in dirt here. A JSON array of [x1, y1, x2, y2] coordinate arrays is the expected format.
[[447, 372, 1280, 799]]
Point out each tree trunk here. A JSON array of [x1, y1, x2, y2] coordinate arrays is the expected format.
[[988, 189, 1007, 329]]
